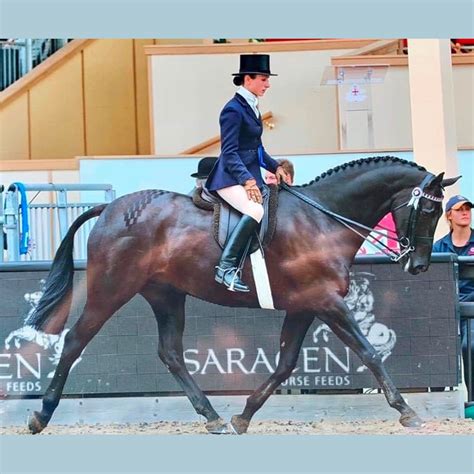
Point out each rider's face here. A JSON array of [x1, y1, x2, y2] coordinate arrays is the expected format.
[[245, 74, 271, 97]]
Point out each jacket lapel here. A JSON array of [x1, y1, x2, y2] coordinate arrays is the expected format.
[[234, 94, 262, 126]]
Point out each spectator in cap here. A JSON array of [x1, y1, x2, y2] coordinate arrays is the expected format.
[[433, 195, 474, 262], [205, 54, 289, 293], [433, 194, 474, 394], [189, 157, 218, 194]]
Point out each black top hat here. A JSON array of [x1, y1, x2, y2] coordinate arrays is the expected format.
[[191, 157, 218, 179], [232, 54, 277, 76]]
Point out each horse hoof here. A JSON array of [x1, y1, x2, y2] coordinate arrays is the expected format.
[[399, 413, 424, 428], [205, 418, 235, 435], [230, 415, 249, 435], [27, 411, 47, 434]]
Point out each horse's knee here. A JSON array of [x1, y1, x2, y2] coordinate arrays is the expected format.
[[62, 331, 83, 358], [274, 361, 296, 381], [158, 348, 182, 373]]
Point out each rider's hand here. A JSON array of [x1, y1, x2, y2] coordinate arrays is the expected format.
[[275, 166, 290, 185], [244, 179, 263, 204]]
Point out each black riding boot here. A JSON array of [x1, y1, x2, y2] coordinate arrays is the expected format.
[[215, 215, 258, 292]]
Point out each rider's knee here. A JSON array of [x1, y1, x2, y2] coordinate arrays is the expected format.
[[246, 203, 264, 223]]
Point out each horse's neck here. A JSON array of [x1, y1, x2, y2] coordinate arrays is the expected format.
[[306, 165, 422, 227]]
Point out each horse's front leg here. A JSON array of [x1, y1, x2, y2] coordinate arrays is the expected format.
[[319, 298, 423, 428], [230, 312, 315, 434]]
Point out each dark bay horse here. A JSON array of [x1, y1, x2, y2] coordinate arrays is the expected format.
[[26, 156, 458, 434]]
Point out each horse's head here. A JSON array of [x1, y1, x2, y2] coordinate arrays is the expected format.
[[391, 172, 460, 274]]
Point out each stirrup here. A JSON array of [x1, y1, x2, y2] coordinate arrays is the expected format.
[[215, 266, 249, 292], [228, 267, 241, 292]]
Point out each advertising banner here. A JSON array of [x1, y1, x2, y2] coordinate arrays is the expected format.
[[0, 258, 459, 396]]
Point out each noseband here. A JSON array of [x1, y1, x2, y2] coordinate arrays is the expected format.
[[280, 174, 443, 262]]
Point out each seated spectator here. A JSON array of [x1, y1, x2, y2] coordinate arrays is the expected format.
[[264, 158, 294, 186], [451, 38, 474, 54], [189, 157, 218, 194]]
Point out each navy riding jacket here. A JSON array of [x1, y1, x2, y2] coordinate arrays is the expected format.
[[433, 229, 474, 300], [206, 94, 279, 191]]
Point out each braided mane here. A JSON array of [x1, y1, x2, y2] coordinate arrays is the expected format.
[[297, 155, 427, 188]]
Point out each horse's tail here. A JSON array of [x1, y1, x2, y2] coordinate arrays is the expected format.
[[26, 204, 108, 332]]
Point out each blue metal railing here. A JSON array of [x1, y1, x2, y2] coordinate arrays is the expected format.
[[1, 183, 115, 261]]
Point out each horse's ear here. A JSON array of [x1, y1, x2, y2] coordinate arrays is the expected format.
[[429, 172, 444, 187], [441, 175, 462, 188]]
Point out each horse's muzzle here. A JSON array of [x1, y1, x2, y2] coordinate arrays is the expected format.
[[402, 255, 430, 275], [406, 261, 429, 275], [414, 264, 429, 273]]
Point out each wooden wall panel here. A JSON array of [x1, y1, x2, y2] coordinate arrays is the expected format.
[[0, 93, 29, 161], [83, 39, 137, 155], [29, 54, 85, 160]]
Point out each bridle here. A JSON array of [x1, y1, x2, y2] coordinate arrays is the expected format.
[[391, 174, 443, 260], [280, 174, 443, 262]]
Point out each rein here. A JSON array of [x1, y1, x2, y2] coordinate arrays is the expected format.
[[280, 177, 442, 262]]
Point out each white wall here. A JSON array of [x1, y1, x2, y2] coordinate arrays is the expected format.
[[370, 66, 413, 149], [150, 52, 474, 154], [150, 50, 352, 155], [453, 65, 474, 147], [79, 150, 473, 199]]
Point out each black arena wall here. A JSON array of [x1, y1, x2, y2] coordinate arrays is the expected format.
[[0, 256, 460, 397]]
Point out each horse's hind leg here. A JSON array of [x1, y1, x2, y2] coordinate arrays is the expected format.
[[319, 299, 423, 428], [231, 311, 315, 434], [27, 299, 116, 433], [142, 288, 229, 434]]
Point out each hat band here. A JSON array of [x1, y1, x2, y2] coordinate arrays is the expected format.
[[232, 71, 277, 76]]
